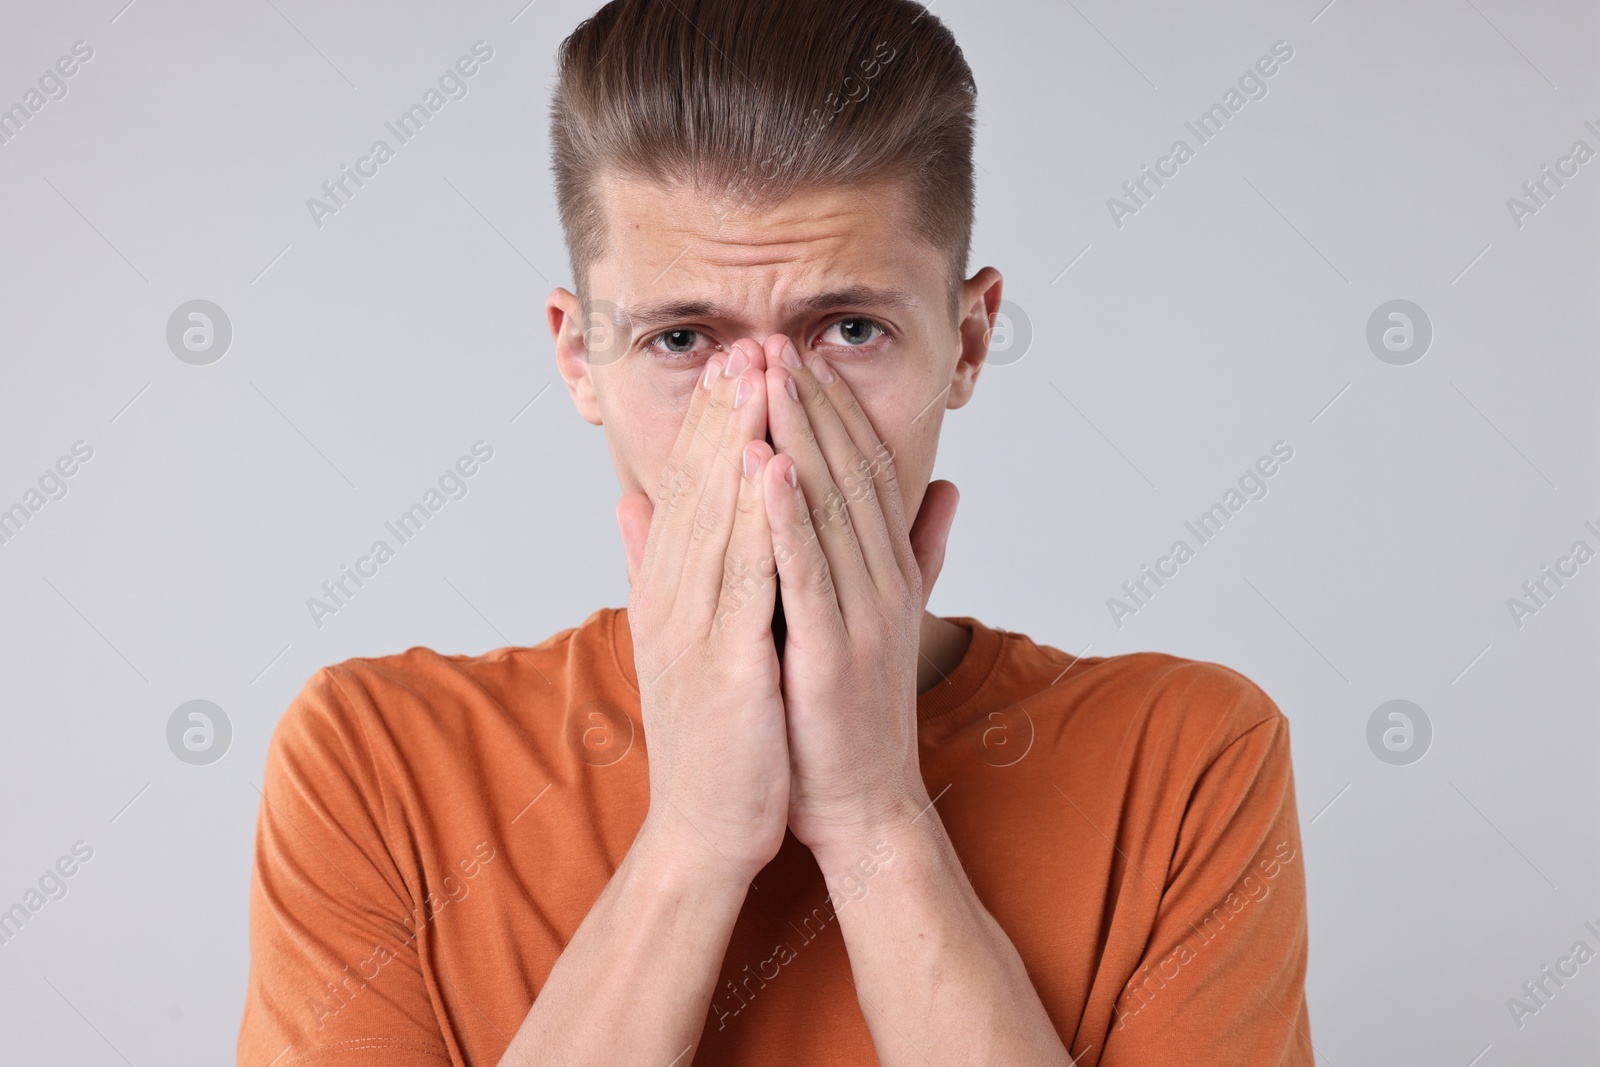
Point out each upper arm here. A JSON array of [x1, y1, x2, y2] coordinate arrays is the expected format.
[[237, 668, 452, 1067], [1100, 701, 1315, 1067]]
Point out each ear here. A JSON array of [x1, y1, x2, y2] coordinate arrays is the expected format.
[[947, 266, 1003, 411], [548, 287, 603, 426]]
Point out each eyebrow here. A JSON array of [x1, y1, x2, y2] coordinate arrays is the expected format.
[[620, 285, 919, 329]]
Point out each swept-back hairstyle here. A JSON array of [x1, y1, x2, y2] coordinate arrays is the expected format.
[[550, 0, 977, 318]]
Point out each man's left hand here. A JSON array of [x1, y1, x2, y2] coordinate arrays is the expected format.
[[755, 333, 960, 862]]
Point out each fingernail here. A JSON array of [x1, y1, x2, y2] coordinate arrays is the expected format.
[[784, 371, 799, 403], [743, 444, 759, 479], [724, 344, 749, 378], [734, 375, 753, 408], [784, 460, 798, 488], [781, 338, 802, 369], [703, 358, 723, 389], [811, 354, 836, 384]]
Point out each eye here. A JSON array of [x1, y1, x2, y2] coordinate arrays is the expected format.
[[644, 328, 717, 361], [818, 317, 888, 348]]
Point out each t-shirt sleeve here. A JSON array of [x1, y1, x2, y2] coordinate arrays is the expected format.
[[1100, 706, 1315, 1067], [237, 667, 452, 1066]]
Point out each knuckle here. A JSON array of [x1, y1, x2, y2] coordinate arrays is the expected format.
[[797, 416, 820, 451], [690, 495, 720, 544], [656, 463, 691, 508], [736, 479, 764, 518], [839, 388, 868, 424], [810, 558, 836, 601], [816, 483, 848, 527], [872, 442, 898, 487], [715, 559, 760, 629], [844, 454, 875, 503], [755, 548, 779, 581], [812, 485, 857, 548]]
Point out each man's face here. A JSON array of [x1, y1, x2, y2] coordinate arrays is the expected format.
[[549, 174, 1001, 531]]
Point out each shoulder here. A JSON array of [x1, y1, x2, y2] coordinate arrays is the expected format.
[[997, 629, 1287, 770], [266, 608, 614, 776]]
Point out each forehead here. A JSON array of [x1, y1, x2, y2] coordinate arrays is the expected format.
[[590, 174, 943, 320]]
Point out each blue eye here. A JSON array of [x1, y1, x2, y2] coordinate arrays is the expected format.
[[646, 329, 715, 361], [822, 318, 886, 347], [659, 330, 697, 353]]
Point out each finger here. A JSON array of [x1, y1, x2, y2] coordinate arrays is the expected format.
[[713, 439, 779, 646], [617, 491, 652, 588], [637, 347, 724, 586], [780, 338, 919, 594], [761, 362, 872, 625], [676, 340, 772, 628], [644, 339, 764, 624], [766, 336, 897, 604], [761, 450, 844, 650], [907, 479, 960, 612]]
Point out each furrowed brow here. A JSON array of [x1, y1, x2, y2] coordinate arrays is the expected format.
[[621, 286, 917, 329], [620, 299, 720, 329], [793, 286, 919, 314]]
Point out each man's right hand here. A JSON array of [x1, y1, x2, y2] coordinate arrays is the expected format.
[[616, 336, 790, 883]]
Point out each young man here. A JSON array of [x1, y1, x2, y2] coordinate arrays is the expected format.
[[239, 1, 1313, 1064]]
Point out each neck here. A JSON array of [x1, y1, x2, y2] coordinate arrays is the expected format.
[[917, 611, 972, 694]]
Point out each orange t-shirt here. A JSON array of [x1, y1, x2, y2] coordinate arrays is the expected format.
[[238, 607, 1313, 1066]]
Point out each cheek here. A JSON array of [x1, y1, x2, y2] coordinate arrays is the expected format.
[[597, 366, 704, 489], [856, 397, 936, 521]]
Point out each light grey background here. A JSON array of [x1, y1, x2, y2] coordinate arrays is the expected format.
[[1, 0, 1595, 1063]]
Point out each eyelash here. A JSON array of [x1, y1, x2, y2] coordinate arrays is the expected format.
[[644, 318, 890, 361]]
